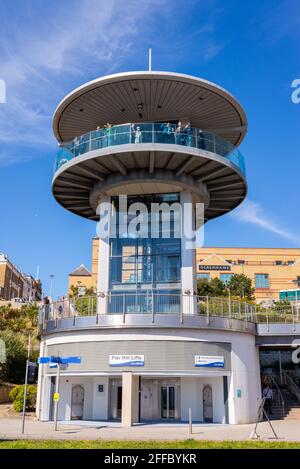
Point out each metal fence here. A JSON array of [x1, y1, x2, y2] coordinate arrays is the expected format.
[[38, 292, 300, 326]]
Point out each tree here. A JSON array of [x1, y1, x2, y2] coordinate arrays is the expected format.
[[0, 331, 27, 384], [227, 274, 255, 300], [210, 277, 226, 297], [197, 278, 212, 297]]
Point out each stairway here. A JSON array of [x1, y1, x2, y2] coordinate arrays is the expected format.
[[270, 388, 300, 420]]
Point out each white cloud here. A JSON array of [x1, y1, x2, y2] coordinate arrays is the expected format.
[[0, 0, 167, 165], [0, 0, 226, 167], [231, 199, 300, 244]]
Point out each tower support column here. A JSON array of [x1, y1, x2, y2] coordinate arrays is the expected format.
[[96, 195, 111, 315], [180, 191, 197, 315], [121, 372, 139, 427]]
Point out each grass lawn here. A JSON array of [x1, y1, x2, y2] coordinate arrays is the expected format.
[[1, 439, 300, 449]]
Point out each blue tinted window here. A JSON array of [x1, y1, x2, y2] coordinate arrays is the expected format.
[[197, 273, 210, 281], [255, 274, 269, 289], [220, 273, 233, 284]]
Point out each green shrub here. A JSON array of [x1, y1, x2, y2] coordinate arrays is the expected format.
[[9, 384, 37, 412]]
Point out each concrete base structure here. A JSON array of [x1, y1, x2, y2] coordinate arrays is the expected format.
[[37, 327, 261, 426]]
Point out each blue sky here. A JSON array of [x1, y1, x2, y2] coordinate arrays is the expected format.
[[0, 0, 299, 298]]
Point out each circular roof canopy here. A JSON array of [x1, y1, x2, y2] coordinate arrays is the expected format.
[[53, 71, 247, 147]]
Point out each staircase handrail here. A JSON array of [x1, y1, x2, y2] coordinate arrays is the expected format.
[[264, 373, 285, 415], [282, 371, 300, 404]]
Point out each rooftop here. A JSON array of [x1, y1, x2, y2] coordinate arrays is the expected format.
[[53, 71, 247, 146], [69, 264, 92, 277]]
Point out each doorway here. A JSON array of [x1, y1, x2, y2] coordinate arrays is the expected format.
[[71, 384, 84, 420], [203, 385, 213, 422], [49, 376, 56, 421], [161, 385, 177, 419], [109, 379, 122, 420]]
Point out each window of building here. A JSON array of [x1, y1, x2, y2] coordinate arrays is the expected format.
[[275, 260, 283, 265], [237, 259, 245, 265], [297, 276, 300, 287], [255, 273, 269, 289], [280, 290, 300, 302], [109, 193, 181, 289], [220, 273, 233, 284], [287, 260, 295, 266], [197, 273, 210, 281]]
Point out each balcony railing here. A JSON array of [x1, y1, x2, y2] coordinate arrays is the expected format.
[[54, 123, 246, 176], [40, 292, 258, 324], [39, 293, 300, 331]]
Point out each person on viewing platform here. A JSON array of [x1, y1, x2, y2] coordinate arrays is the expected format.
[[263, 385, 273, 415], [94, 125, 103, 149], [43, 296, 50, 321], [130, 123, 136, 143], [104, 123, 113, 146], [185, 122, 192, 146], [198, 129, 205, 150], [175, 121, 182, 144], [135, 126, 142, 143], [161, 122, 172, 143]]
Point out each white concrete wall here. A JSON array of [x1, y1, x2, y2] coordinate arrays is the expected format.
[[40, 376, 105, 421], [180, 191, 197, 314], [180, 376, 225, 423], [42, 328, 261, 424], [57, 376, 93, 420], [230, 335, 261, 424], [92, 377, 109, 420]]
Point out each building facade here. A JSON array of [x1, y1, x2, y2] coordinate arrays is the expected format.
[[38, 69, 263, 426], [197, 247, 300, 304], [0, 253, 42, 301], [69, 242, 300, 304]]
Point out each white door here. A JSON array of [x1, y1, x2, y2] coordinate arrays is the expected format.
[[141, 380, 158, 420], [203, 385, 213, 422], [71, 385, 84, 420]]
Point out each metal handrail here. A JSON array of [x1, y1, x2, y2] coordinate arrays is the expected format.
[[54, 122, 246, 176], [263, 373, 285, 416], [40, 293, 300, 326], [282, 371, 300, 404], [41, 293, 255, 320]]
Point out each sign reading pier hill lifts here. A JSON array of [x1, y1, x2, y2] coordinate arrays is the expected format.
[[194, 355, 224, 368], [109, 355, 144, 367]]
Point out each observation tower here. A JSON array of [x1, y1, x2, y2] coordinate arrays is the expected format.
[[37, 67, 261, 426]]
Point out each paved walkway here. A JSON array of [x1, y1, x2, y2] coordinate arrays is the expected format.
[[0, 416, 300, 441]]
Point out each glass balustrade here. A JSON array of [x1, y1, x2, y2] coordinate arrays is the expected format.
[[54, 123, 246, 176]]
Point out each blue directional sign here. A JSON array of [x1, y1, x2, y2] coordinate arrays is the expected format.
[[37, 357, 50, 364], [60, 356, 81, 364], [38, 356, 81, 365]]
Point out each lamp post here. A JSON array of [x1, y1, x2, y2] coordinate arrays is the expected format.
[[287, 279, 299, 319], [226, 286, 231, 317], [49, 274, 54, 299]]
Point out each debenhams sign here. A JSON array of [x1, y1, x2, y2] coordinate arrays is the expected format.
[[199, 265, 231, 271]]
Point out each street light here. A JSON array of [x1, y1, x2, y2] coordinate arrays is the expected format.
[[226, 285, 231, 317], [49, 274, 54, 299], [287, 279, 299, 319]]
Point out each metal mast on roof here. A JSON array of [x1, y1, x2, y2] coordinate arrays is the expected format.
[[148, 48, 152, 71]]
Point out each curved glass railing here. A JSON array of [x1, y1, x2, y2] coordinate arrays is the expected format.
[[55, 123, 246, 175]]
